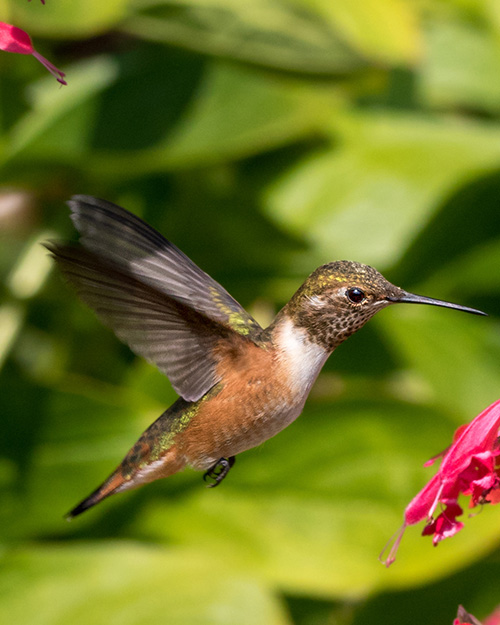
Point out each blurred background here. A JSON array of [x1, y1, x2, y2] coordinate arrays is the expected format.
[[2, 0, 500, 623]]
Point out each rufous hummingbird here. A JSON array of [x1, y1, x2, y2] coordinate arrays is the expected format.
[[46, 196, 487, 518]]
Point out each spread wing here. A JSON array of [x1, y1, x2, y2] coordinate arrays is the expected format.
[[47, 195, 263, 402]]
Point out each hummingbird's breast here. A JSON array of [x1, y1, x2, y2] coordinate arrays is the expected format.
[[177, 316, 330, 470]]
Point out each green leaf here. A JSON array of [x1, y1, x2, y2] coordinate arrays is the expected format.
[[3, 56, 120, 164], [0, 374, 164, 540], [3, 58, 335, 175], [421, 238, 500, 297], [420, 19, 500, 113], [0, 544, 290, 625], [148, 62, 335, 168], [86, 62, 337, 176], [123, 0, 363, 75], [264, 111, 500, 269], [296, 0, 421, 64], [376, 307, 500, 418], [10, 0, 131, 37], [351, 557, 500, 625]]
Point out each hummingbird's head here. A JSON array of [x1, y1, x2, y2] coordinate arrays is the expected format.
[[283, 260, 486, 351]]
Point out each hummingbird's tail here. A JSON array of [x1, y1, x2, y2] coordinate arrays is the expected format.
[[65, 400, 193, 519], [65, 470, 127, 520], [65, 439, 187, 519]]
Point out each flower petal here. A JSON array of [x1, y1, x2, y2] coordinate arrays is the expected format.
[[422, 502, 464, 545], [383, 400, 500, 565], [455, 605, 483, 625], [0, 22, 33, 55], [484, 606, 500, 625], [404, 473, 441, 525], [439, 400, 500, 483], [0, 22, 66, 85]]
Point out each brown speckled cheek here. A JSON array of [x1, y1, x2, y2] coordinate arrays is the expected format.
[[280, 259, 400, 352]]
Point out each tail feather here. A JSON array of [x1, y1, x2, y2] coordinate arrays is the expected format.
[[65, 407, 189, 519], [65, 471, 126, 520]]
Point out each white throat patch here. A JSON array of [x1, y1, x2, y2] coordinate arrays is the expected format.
[[276, 317, 329, 393]]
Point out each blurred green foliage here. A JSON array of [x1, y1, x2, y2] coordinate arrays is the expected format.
[[1, 0, 500, 623]]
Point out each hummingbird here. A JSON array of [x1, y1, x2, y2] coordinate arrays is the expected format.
[[47, 195, 487, 519]]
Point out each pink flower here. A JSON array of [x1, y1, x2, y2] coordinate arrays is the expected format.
[[485, 607, 500, 625], [28, 0, 46, 4], [0, 22, 66, 84], [453, 605, 500, 625], [381, 399, 500, 566], [454, 605, 482, 625]]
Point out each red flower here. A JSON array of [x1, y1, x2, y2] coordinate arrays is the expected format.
[[0, 22, 66, 84], [381, 399, 500, 566]]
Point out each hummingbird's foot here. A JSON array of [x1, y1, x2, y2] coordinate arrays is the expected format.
[[204, 456, 236, 488]]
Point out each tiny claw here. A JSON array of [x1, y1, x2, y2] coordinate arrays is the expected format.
[[203, 456, 235, 488]]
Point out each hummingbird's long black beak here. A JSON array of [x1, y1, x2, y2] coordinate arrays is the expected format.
[[387, 291, 487, 316]]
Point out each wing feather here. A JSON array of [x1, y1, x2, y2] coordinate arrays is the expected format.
[[47, 243, 242, 402], [68, 195, 262, 337], [47, 196, 266, 401]]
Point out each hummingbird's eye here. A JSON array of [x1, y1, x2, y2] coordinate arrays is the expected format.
[[346, 287, 366, 304]]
